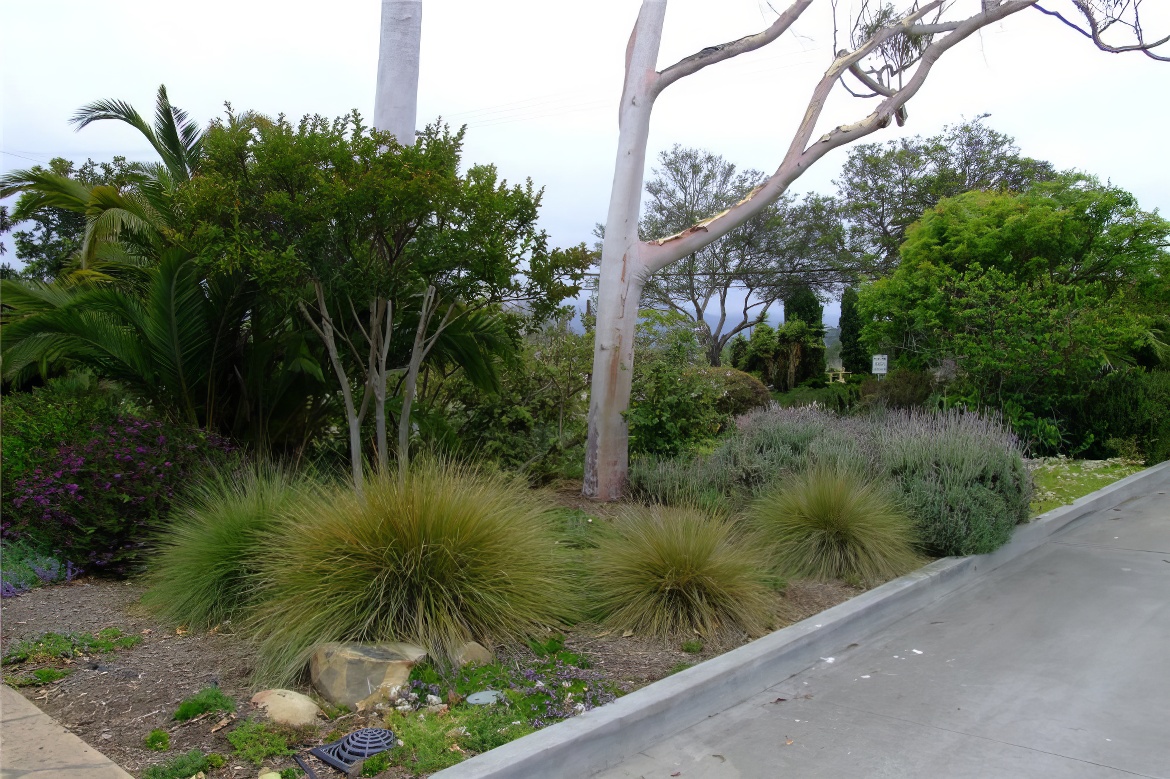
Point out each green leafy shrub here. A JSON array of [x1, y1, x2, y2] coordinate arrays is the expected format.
[[590, 505, 773, 642], [173, 686, 235, 721], [248, 461, 579, 685], [751, 467, 921, 582], [703, 367, 771, 416], [143, 465, 309, 629], [141, 750, 224, 779], [144, 729, 171, 751], [1068, 369, 1170, 463], [627, 362, 726, 456], [860, 368, 934, 409], [226, 720, 294, 765]]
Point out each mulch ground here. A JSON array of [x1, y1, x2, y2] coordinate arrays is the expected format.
[[1, 574, 860, 778]]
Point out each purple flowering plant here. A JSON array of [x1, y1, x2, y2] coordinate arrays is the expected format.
[[3, 416, 234, 574]]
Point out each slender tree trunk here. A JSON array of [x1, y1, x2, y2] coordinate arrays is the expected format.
[[582, 1, 666, 501], [398, 286, 436, 482], [375, 0, 422, 145], [299, 286, 366, 494], [372, 298, 394, 474]]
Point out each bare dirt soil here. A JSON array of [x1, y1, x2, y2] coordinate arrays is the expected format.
[[1, 574, 860, 778]]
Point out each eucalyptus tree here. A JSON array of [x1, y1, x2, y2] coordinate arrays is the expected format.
[[639, 145, 851, 367], [583, 0, 1169, 500]]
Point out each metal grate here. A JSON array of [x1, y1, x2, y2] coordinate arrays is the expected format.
[[309, 727, 397, 773]]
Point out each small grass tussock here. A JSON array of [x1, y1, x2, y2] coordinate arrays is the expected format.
[[752, 467, 922, 583], [226, 720, 295, 765], [248, 460, 580, 686], [143, 729, 171, 751], [681, 640, 703, 654], [4, 667, 72, 687], [142, 464, 310, 630], [589, 505, 775, 642], [173, 686, 235, 721], [141, 750, 225, 779], [2, 627, 140, 664]]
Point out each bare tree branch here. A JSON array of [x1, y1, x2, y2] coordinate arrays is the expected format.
[[653, 0, 814, 96]]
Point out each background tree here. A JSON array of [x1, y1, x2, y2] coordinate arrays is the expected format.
[[834, 116, 1054, 274], [838, 286, 868, 374], [585, 0, 1168, 500], [638, 145, 851, 367], [858, 176, 1170, 452]]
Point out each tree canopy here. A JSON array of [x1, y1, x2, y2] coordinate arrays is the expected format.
[[858, 176, 1170, 450]]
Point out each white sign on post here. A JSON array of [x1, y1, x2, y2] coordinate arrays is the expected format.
[[872, 354, 888, 375]]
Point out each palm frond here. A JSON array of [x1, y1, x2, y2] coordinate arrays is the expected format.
[[0, 168, 93, 216]]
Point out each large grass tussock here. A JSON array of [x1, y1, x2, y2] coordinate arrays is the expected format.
[[752, 467, 921, 583], [142, 464, 307, 629], [590, 505, 774, 643], [248, 461, 577, 685]]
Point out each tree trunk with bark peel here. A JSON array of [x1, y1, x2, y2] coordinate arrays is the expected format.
[[375, 0, 422, 145], [583, 0, 1052, 500]]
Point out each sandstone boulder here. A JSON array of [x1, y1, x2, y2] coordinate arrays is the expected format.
[[452, 640, 493, 667], [250, 688, 322, 727], [309, 642, 427, 708]]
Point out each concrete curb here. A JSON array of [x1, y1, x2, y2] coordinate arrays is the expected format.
[[0, 685, 134, 779], [432, 459, 1170, 779]]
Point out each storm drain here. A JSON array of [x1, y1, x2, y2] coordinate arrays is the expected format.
[[309, 727, 397, 773]]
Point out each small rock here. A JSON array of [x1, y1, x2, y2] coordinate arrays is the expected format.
[[310, 642, 428, 708], [466, 690, 504, 706], [251, 688, 322, 727], [425, 694, 443, 707], [451, 640, 493, 667], [186, 773, 206, 779], [258, 773, 281, 779]]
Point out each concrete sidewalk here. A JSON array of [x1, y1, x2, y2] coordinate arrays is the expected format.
[[596, 478, 1170, 779], [0, 684, 132, 779]]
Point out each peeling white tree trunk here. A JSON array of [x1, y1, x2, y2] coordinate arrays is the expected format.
[[582, 2, 666, 502], [583, 0, 1041, 500], [375, 0, 421, 145]]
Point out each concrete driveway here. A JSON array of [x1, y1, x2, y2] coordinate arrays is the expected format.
[[596, 477, 1170, 779]]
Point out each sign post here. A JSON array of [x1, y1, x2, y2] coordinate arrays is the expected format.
[[872, 354, 888, 376]]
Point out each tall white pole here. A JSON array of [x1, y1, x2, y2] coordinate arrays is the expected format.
[[374, 0, 421, 145]]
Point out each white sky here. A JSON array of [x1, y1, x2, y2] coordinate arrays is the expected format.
[[2, 1, 1168, 327]]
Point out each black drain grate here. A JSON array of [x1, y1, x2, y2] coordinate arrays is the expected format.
[[309, 727, 397, 773]]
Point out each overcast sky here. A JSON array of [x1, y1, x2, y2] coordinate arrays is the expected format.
[[2, 1, 1167, 327]]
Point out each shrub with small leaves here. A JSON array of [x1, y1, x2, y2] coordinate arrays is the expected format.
[[226, 720, 294, 766], [173, 686, 235, 721], [144, 729, 171, 751]]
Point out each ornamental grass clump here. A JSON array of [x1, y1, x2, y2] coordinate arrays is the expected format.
[[142, 464, 309, 630], [249, 461, 578, 685], [590, 505, 774, 643], [751, 467, 921, 583]]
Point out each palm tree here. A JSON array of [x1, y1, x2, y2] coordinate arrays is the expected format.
[[0, 86, 199, 280]]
